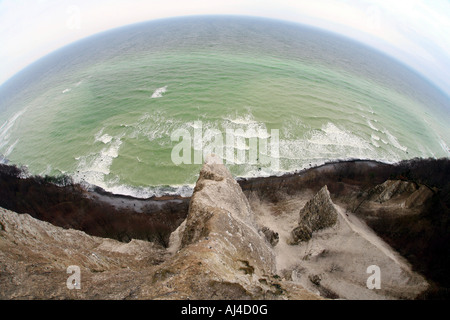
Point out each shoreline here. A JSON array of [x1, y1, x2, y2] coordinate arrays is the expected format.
[[0, 157, 447, 240], [0, 157, 395, 202], [87, 158, 392, 201]]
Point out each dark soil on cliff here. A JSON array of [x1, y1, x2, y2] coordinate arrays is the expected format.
[[0, 164, 189, 247]]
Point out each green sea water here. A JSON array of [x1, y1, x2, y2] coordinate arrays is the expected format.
[[0, 16, 449, 197]]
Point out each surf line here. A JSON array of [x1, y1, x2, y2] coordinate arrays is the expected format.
[[170, 120, 280, 170]]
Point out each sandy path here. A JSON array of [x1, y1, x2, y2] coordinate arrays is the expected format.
[[335, 205, 404, 267], [249, 191, 429, 299]]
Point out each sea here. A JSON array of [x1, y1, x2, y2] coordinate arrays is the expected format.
[[0, 16, 449, 198]]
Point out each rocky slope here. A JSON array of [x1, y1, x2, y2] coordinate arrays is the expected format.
[[289, 185, 338, 244], [246, 183, 428, 299], [0, 206, 168, 299], [0, 155, 318, 299], [1, 157, 448, 299]]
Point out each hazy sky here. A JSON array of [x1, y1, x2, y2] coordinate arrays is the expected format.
[[1, 0, 449, 97]]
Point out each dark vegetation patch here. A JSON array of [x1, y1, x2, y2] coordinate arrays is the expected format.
[[0, 164, 189, 247]]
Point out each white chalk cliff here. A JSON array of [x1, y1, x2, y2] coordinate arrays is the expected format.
[[0, 155, 429, 299]]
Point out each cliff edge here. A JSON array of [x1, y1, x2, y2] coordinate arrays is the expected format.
[[0, 156, 437, 299], [0, 154, 318, 299]]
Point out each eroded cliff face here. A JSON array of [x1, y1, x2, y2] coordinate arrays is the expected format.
[[1, 157, 445, 300], [0, 206, 168, 299], [146, 154, 317, 299], [289, 186, 338, 244], [247, 180, 430, 300], [0, 155, 318, 300]]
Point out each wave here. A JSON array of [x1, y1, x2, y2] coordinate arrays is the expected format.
[[223, 115, 258, 125], [70, 125, 197, 199], [438, 137, 450, 156], [0, 109, 438, 200], [151, 86, 167, 98], [275, 122, 407, 172], [0, 108, 27, 140], [383, 129, 408, 152], [128, 112, 182, 144], [221, 113, 271, 140], [94, 127, 114, 144], [74, 133, 123, 189], [0, 121, 7, 132], [366, 119, 380, 132], [0, 108, 27, 157]]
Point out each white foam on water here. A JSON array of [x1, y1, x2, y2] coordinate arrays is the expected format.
[[309, 122, 373, 149], [438, 137, 450, 156], [94, 128, 105, 139], [371, 133, 381, 148], [367, 119, 379, 132], [223, 114, 258, 125], [202, 128, 226, 154], [188, 121, 203, 130], [0, 108, 27, 154], [0, 109, 27, 138], [94, 128, 114, 144], [151, 86, 167, 98], [383, 129, 408, 152], [74, 136, 123, 188], [62, 88, 71, 93], [128, 112, 182, 145], [0, 120, 7, 132], [371, 141, 380, 148], [222, 113, 271, 139], [282, 117, 308, 139], [231, 138, 250, 151], [227, 127, 272, 140], [192, 122, 214, 152], [98, 134, 113, 144], [276, 122, 389, 172]]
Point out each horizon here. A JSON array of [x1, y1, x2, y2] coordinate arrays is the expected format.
[[0, 0, 449, 100]]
